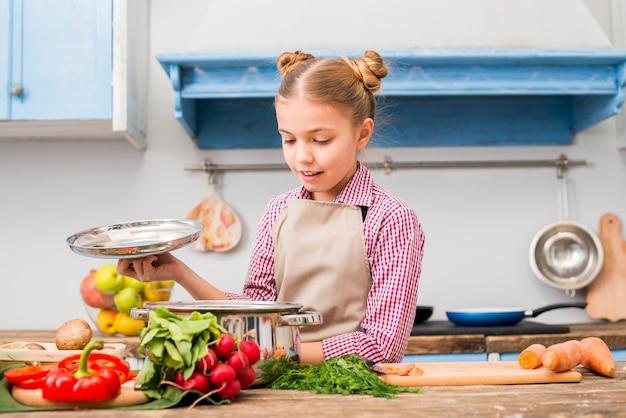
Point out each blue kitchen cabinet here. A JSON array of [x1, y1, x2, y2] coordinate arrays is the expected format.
[[0, 0, 9, 120], [0, 0, 148, 149], [157, 49, 626, 149], [1, 0, 112, 120]]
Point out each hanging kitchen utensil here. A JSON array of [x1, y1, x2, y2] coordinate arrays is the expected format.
[[586, 213, 626, 322], [528, 159, 603, 296], [445, 302, 587, 327], [186, 168, 242, 252]]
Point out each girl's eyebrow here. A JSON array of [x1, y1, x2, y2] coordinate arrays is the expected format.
[[279, 126, 332, 135]]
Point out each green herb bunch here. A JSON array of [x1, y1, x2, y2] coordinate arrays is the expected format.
[[260, 355, 421, 398]]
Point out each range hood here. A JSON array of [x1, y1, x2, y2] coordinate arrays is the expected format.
[[157, 49, 626, 149]]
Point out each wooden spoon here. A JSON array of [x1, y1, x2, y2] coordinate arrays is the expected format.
[[187, 182, 242, 252]]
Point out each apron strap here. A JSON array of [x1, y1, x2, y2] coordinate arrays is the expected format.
[[359, 206, 368, 221]]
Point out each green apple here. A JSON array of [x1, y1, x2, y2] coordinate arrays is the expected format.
[[114, 287, 141, 315], [94, 265, 125, 294], [123, 275, 146, 292]]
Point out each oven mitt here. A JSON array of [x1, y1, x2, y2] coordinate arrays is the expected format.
[[186, 196, 242, 252]]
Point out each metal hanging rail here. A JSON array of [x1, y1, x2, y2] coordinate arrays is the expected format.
[[184, 154, 586, 179]]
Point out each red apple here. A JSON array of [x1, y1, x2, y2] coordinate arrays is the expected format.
[[81, 269, 115, 308]]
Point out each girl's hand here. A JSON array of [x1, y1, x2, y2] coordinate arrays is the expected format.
[[117, 253, 229, 300], [116, 252, 181, 282]]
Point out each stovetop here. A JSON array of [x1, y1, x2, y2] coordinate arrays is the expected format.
[[410, 320, 570, 336]]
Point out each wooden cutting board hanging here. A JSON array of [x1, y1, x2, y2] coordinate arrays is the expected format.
[[586, 212, 626, 321], [186, 170, 242, 252]]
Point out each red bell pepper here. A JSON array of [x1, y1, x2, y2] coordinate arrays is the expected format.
[[41, 340, 122, 402], [4, 365, 54, 389], [58, 351, 131, 384]]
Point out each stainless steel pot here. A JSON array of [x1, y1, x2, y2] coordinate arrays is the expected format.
[[131, 300, 322, 384]]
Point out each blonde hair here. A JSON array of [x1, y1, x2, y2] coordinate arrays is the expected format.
[[275, 50, 388, 126]]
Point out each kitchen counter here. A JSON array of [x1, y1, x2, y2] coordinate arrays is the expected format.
[[2, 321, 626, 357], [2, 328, 626, 416], [1, 363, 625, 417], [406, 322, 626, 355]]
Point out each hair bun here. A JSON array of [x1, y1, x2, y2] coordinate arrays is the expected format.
[[346, 50, 388, 94], [277, 50, 315, 78]]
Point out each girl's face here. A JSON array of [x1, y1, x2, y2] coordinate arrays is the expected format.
[[275, 96, 373, 202]]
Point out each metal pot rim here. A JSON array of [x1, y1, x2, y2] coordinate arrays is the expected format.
[[142, 299, 304, 315]]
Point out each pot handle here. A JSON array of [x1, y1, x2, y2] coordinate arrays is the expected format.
[[278, 311, 323, 327], [131, 307, 149, 321]]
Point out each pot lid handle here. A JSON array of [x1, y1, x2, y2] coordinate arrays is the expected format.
[[278, 311, 323, 327]]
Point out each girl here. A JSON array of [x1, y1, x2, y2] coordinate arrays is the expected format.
[[118, 50, 425, 365]]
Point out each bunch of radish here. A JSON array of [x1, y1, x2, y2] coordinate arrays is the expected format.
[[166, 334, 261, 406]]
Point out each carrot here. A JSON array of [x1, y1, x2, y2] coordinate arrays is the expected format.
[[395, 363, 423, 376], [542, 340, 585, 372], [381, 363, 424, 376], [518, 343, 547, 369], [580, 337, 616, 377]]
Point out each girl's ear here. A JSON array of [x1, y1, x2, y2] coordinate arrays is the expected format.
[[356, 118, 374, 150]]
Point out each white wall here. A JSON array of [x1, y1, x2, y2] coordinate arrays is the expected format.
[[190, 0, 611, 50], [1, 0, 625, 330]]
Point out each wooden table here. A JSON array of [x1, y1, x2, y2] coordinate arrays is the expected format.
[[1, 363, 625, 417], [2, 329, 626, 416], [4, 322, 626, 358]]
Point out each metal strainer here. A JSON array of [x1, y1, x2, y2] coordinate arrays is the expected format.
[[529, 220, 603, 295], [528, 160, 603, 296]]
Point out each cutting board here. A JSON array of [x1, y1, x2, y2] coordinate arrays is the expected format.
[[378, 362, 582, 386], [586, 213, 626, 322], [11, 380, 149, 409]]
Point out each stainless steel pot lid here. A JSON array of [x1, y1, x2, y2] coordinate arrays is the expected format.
[[142, 300, 304, 315], [66, 219, 203, 259]]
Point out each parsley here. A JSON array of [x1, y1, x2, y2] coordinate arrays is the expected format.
[[260, 355, 421, 398]]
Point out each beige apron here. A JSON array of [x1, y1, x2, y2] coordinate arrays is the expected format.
[[272, 198, 372, 342]]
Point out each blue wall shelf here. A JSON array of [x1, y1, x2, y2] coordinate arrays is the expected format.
[[157, 49, 626, 149]]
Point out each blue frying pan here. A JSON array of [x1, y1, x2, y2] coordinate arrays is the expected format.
[[446, 302, 588, 326]]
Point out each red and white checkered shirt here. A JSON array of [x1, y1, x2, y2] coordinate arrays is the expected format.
[[227, 163, 425, 363]]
